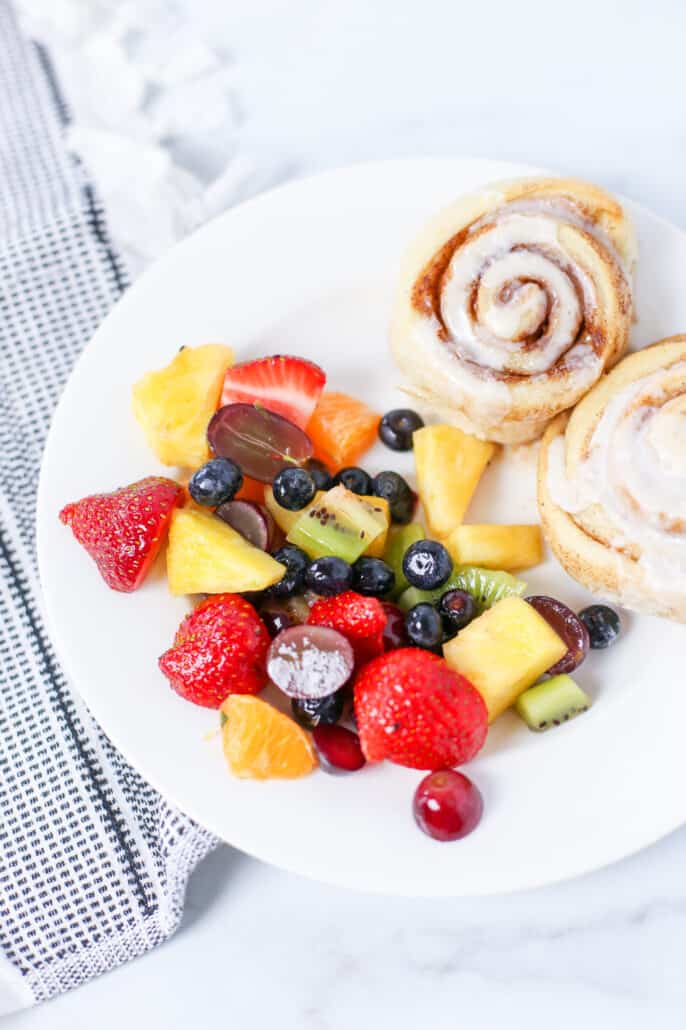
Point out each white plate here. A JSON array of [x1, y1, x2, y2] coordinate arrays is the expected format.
[[37, 158, 686, 896]]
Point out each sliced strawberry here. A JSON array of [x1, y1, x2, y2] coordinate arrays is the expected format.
[[354, 649, 488, 770], [159, 594, 269, 708], [220, 355, 325, 430], [307, 591, 386, 667], [59, 476, 183, 592]]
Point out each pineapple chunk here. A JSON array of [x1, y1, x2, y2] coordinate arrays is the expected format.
[[445, 524, 543, 571], [413, 425, 496, 538], [363, 496, 390, 558], [132, 344, 233, 468], [443, 595, 566, 721], [167, 508, 284, 595]]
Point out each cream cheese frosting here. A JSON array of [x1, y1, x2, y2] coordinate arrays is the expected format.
[[547, 361, 686, 592], [391, 177, 636, 443]]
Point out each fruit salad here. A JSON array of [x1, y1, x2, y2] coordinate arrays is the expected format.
[[59, 348, 622, 844]]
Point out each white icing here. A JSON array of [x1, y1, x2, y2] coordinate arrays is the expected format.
[[547, 362, 686, 592], [491, 196, 636, 285], [647, 396, 686, 477], [413, 316, 513, 411], [441, 213, 589, 375], [433, 195, 631, 379], [546, 435, 594, 513]]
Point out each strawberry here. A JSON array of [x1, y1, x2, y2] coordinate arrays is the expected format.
[[159, 594, 269, 708], [59, 476, 183, 592], [307, 591, 386, 666], [220, 355, 325, 430], [354, 649, 488, 770]]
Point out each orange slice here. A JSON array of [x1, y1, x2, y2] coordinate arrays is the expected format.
[[234, 475, 265, 504], [307, 391, 380, 471], [221, 695, 317, 779]]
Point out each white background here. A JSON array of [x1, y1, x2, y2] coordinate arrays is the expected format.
[[9, 0, 686, 1027]]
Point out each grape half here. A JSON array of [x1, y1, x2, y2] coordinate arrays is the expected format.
[[526, 595, 590, 674], [207, 403, 313, 483], [267, 625, 354, 699], [215, 500, 273, 550]]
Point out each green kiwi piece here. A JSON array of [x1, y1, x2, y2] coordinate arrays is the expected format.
[[515, 674, 591, 732], [383, 523, 425, 598], [287, 485, 384, 562], [397, 565, 526, 613]]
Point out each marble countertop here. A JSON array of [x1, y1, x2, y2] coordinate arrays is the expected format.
[[9, 0, 686, 1026]]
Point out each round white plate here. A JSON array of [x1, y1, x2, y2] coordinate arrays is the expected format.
[[37, 158, 686, 896]]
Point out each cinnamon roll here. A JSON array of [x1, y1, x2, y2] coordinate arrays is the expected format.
[[538, 336, 686, 622], [390, 177, 637, 443]]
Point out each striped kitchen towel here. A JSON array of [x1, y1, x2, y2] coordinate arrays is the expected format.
[[0, 2, 217, 1012]]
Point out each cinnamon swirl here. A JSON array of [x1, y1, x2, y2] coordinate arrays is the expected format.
[[538, 336, 686, 622], [390, 177, 637, 443]]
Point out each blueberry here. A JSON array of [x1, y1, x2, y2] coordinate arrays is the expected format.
[[272, 466, 316, 511], [304, 556, 353, 596], [438, 589, 476, 635], [305, 458, 333, 492], [333, 466, 372, 495], [370, 470, 416, 524], [188, 457, 243, 506], [402, 539, 452, 590], [291, 688, 346, 729], [352, 556, 395, 597], [266, 545, 309, 598], [405, 603, 443, 650], [378, 409, 424, 451], [579, 604, 621, 649]]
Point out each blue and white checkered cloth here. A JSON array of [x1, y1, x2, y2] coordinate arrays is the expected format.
[[0, 2, 216, 1011]]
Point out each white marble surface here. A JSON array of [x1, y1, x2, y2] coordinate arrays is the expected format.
[[10, 0, 686, 1026]]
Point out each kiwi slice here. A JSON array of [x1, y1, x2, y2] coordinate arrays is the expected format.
[[383, 523, 425, 598], [397, 564, 526, 613], [287, 484, 385, 562], [515, 674, 591, 732]]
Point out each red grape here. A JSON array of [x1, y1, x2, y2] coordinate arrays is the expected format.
[[381, 601, 408, 650], [526, 596, 589, 674], [207, 403, 313, 483], [313, 724, 366, 772], [413, 769, 483, 842], [215, 500, 273, 550], [267, 625, 354, 699]]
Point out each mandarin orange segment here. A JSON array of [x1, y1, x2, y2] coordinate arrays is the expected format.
[[307, 391, 380, 471], [234, 476, 265, 504], [221, 695, 318, 779], [179, 473, 202, 511]]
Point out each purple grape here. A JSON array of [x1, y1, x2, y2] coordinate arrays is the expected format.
[[207, 403, 313, 483], [215, 500, 273, 550], [526, 596, 590, 674], [260, 595, 311, 637], [381, 601, 408, 650], [260, 607, 294, 639], [267, 625, 354, 699]]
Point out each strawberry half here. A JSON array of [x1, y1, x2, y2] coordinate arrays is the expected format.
[[354, 649, 488, 770], [220, 355, 325, 430], [307, 591, 386, 667], [59, 476, 183, 592], [159, 594, 269, 708]]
